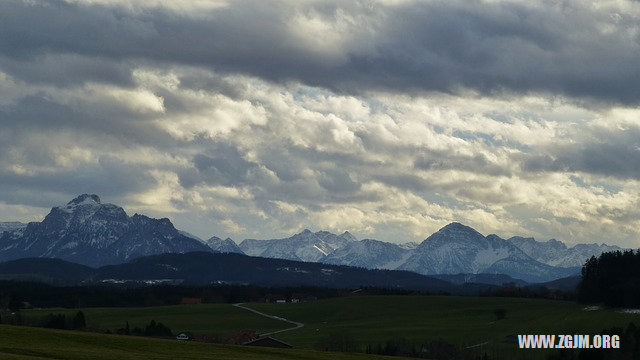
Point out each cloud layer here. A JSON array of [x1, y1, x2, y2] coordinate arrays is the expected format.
[[1, 0, 640, 246]]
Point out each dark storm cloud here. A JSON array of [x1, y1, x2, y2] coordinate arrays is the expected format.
[[317, 168, 361, 193], [522, 126, 640, 179], [414, 150, 512, 177], [0, 94, 177, 148], [179, 143, 258, 188], [0, 156, 155, 207], [0, 54, 135, 88], [2, 0, 640, 104]]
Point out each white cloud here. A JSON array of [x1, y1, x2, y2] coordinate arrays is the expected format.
[[1, 0, 640, 247]]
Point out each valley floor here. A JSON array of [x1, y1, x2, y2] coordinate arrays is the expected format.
[[18, 295, 640, 359], [0, 325, 405, 360]]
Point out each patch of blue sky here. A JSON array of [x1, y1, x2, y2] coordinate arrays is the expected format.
[[569, 175, 622, 194], [450, 129, 531, 152]]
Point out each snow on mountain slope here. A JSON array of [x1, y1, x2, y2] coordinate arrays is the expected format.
[[178, 230, 203, 241], [0, 222, 27, 234], [397, 223, 576, 282], [398, 242, 419, 250], [205, 236, 244, 254], [508, 236, 623, 268], [239, 229, 355, 262], [0, 194, 212, 267], [322, 238, 412, 269]]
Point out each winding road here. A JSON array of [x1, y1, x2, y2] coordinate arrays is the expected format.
[[233, 303, 304, 337]]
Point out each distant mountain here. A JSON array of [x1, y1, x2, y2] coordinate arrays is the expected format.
[[177, 230, 203, 241], [526, 275, 582, 292], [239, 229, 355, 262], [0, 194, 212, 267], [0, 252, 456, 292], [430, 273, 528, 286], [205, 236, 244, 254], [0, 196, 613, 283], [93, 251, 456, 291], [0, 221, 27, 234], [398, 242, 419, 250], [508, 236, 623, 268], [0, 257, 94, 284], [397, 223, 578, 283], [236, 223, 581, 282], [322, 238, 412, 269]]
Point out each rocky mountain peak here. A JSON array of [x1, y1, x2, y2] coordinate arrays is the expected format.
[[439, 222, 480, 234], [0, 195, 212, 267], [340, 231, 357, 241], [205, 236, 243, 254], [68, 194, 101, 205]]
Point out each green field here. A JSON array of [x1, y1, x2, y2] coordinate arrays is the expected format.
[[23, 304, 289, 336], [0, 325, 406, 360], [20, 295, 640, 359], [247, 295, 640, 358]]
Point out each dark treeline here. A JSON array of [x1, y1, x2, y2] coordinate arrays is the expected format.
[[0, 280, 440, 309], [1, 310, 86, 330], [0, 278, 581, 311], [579, 250, 640, 307], [479, 283, 576, 301], [112, 320, 173, 337]]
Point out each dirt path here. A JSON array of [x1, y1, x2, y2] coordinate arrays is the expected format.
[[233, 303, 304, 337]]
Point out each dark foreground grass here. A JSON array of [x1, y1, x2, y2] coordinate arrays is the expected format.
[[23, 304, 289, 336], [0, 325, 406, 360]]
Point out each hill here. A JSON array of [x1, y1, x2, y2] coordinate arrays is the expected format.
[[0, 253, 455, 292], [0, 257, 94, 284], [91, 252, 454, 291]]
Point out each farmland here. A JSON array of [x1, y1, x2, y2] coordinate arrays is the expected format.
[[20, 295, 640, 359], [23, 303, 289, 337], [0, 325, 405, 360]]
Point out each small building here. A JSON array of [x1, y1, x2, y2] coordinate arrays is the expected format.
[[181, 297, 203, 305], [21, 301, 33, 309], [243, 336, 293, 349], [176, 332, 194, 341]]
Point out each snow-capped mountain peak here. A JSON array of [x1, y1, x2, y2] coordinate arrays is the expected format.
[[340, 231, 357, 242], [398, 223, 577, 283], [58, 194, 102, 213], [0, 195, 212, 267], [239, 228, 354, 262], [507, 236, 623, 268], [205, 236, 244, 254]]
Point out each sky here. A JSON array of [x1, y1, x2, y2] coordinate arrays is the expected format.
[[1, 0, 640, 247]]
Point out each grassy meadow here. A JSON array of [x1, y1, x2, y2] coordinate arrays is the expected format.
[[0, 325, 406, 360], [18, 295, 640, 359], [247, 295, 640, 358], [23, 303, 289, 336]]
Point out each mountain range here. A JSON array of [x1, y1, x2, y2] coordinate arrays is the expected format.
[[0, 194, 625, 283], [0, 252, 504, 294], [0, 195, 211, 267]]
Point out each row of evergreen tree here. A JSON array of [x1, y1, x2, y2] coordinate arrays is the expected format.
[[111, 320, 173, 337], [0, 310, 86, 330], [578, 250, 640, 307]]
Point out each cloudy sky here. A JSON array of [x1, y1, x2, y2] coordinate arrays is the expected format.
[[1, 0, 640, 246]]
